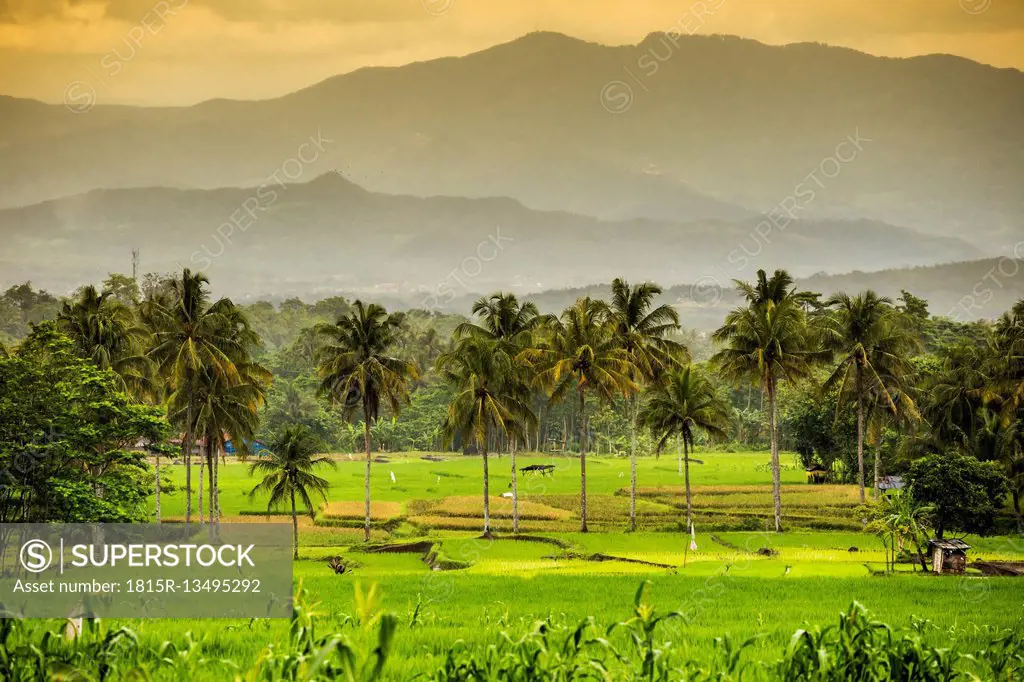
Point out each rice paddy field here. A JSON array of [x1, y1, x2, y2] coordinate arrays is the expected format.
[[112, 451, 1024, 677]]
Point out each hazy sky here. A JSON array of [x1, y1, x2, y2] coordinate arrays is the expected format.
[[2, 0, 1023, 106]]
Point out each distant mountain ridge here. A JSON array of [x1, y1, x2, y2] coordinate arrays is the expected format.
[[0, 174, 980, 303], [0, 31, 1020, 247]]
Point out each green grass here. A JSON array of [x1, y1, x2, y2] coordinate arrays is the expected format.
[[106, 449, 1024, 678], [117, 567, 1024, 679]]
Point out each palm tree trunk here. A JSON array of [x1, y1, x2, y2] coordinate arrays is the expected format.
[[1013, 489, 1022, 532], [767, 377, 781, 532], [482, 442, 491, 537], [207, 438, 215, 528], [154, 451, 161, 523], [511, 440, 519, 534], [212, 440, 219, 527], [629, 395, 638, 533], [579, 390, 588, 533], [363, 410, 372, 543], [198, 454, 204, 525], [290, 487, 299, 560], [856, 369, 865, 503], [677, 435, 683, 476], [184, 401, 193, 524], [873, 440, 881, 501], [684, 435, 693, 530]]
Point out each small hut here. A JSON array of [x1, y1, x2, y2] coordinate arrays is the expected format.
[[928, 538, 970, 574], [805, 464, 832, 484]]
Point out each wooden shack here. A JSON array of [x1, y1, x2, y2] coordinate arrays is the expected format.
[[928, 538, 970, 574], [805, 464, 833, 484]]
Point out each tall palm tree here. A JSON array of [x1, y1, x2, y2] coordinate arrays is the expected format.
[[921, 340, 993, 449], [249, 425, 334, 559], [456, 292, 545, 532], [863, 369, 921, 498], [148, 269, 249, 523], [456, 292, 546, 347], [437, 337, 536, 536], [639, 366, 730, 529], [317, 301, 418, 541], [821, 291, 921, 502], [58, 285, 154, 400], [181, 359, 268, 526], [608, 278, 688, 532], [712, 270, 824, 531], [525, 297, 638, 532]]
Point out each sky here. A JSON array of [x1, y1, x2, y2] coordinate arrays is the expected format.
[[1, 0, 1023, 106]]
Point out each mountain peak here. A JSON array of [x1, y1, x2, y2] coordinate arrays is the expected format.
[[299, 172, 369, 194]]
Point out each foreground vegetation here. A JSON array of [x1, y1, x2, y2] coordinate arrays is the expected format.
[[3, 579, 1022, 680]]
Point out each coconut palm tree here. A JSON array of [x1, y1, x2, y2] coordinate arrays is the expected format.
[[147, 269, 250, 523], [249, 425, 334, 559], [456, 292, 546, 347], [525, 297, 638, 532], [639, 366, 730, 529], [58, 285, 155, 400], [456, 292, 545, 532], [608, 278, 688, 532], [864, 369, 921, 498], [437, 337, 536, 536], [712, 270, 824, 531], [821, 291, 921, 502], [317, 301, 418, 541], [181, 360, 269, 526]]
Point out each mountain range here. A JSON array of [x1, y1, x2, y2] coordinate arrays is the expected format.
[[0, 173, 979, 301], [0, 30, 1021, 317], [1, 31, 1021, 242]]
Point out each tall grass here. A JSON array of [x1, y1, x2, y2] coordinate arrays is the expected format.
[[3, 582, 1021, 680]]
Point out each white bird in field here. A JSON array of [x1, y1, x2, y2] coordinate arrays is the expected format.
[[390, 470, 396, 484], [437, 476, 441, 484]]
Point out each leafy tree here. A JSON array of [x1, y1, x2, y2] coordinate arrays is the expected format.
[[437, 337, 535, 535], [639, 366, 730, 529], [317, 301, 418, 541], [102, 273, 141, 305], [526, 297, 637, 532], [58, 284, 155, 400], [865, 488, 933, 573], [249, 425, 334, 559], [821, 291, 920, 502], [148, 269, 255, 523], [608, 278, 687, 532], [0, 323, 168, 523], [906, 452, 1009, 538], [455, 293, 543, 532], [712, 269, 825, 531]]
